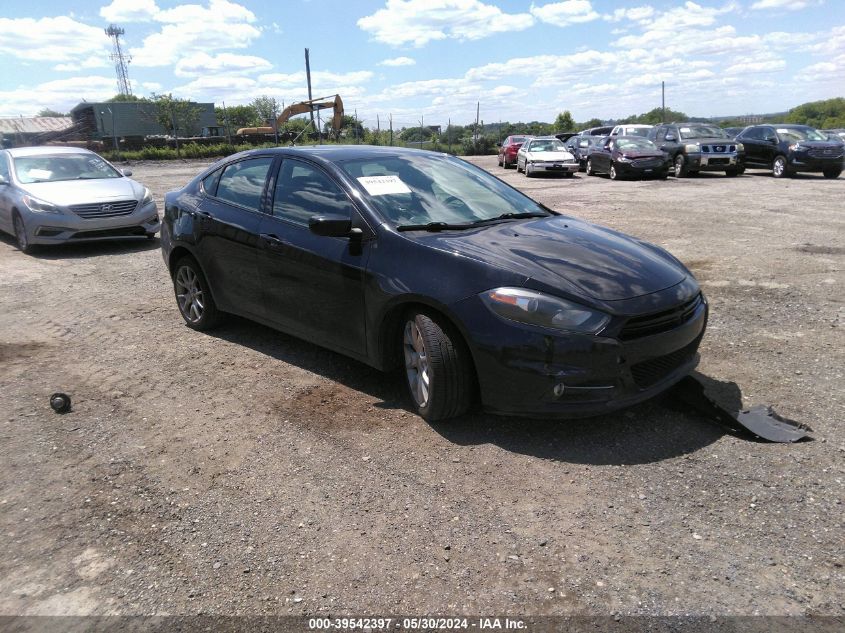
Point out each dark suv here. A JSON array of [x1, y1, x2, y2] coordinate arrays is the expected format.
[[649, 123, 744, 178], [736, 124, 842, 179]]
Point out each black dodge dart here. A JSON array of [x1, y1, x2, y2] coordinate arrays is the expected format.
[[161, 146, 707, 421]]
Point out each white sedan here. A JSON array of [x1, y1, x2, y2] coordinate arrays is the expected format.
[[516, 137, 580, 177]]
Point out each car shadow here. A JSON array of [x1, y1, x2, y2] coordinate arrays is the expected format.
[[0, 235, 161, 259], [743, 170, 838, 179], [204, 314, 731, 466]]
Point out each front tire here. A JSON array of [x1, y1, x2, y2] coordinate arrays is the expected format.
[[673, 154, 687, 178], [609, 163, 619, 180], [172, 256, 223, 331], [822, 168, 841, 179], [525, 162, 533, 177], [586, 158, 595, 176], [13, 212, 33, 254], [725, 167, 740, 177], [772, 155, 789, 178], [402, 312, 473, 422]]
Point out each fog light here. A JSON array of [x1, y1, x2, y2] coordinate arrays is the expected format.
[[553, 383, 565, 397]]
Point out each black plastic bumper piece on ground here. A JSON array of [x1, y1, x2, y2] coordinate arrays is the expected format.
[[666, 376, 811, 443]]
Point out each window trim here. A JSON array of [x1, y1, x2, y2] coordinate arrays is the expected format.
[[200, 155, 276, 215]]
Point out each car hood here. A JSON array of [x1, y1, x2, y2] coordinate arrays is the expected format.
[[418, 216, 688, 302], [525, 150, 575, 161], [19, 178, 143, 206], [791, 141, 842, 151]]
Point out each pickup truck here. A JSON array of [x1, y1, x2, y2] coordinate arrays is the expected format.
[[648, 123, 744, 178]]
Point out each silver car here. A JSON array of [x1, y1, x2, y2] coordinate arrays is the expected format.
[[0, 146, 159, 253]]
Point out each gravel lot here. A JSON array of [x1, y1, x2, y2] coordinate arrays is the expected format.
[[0, 154, 842, 621]]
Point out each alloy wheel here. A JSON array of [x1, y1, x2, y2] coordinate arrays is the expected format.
[[174, 265, 205, 323], [773, 157, 786, 178], [403, 319, 430, 408]]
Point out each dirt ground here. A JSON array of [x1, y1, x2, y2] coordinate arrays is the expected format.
[[0, 154, 842, 621]]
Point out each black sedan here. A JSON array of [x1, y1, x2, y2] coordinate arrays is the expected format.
[[161, 146, 707, 421], [586, 136, 671, 180], [736, 124, 843, 178]]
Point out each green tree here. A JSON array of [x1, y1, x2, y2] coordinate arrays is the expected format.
[[37, 108, 67, 117], [106, 94, 149, 102], [217, 104, 260, 129], [785, 98, 845, 129], [151, 93, 204, 156], [251, 95, 281, 124], [554, 110, 575, 131]]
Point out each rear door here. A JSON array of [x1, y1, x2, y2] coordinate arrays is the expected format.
[[0, 152, 12, 233], [256, 157, 370, 356], [195, 155, 274, 318]]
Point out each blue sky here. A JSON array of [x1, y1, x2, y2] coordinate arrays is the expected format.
[[0, 0, 843, 128]]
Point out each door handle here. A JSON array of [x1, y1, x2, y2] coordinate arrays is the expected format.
[[260, 233, 286, 247], [197, 210, 212, 218]]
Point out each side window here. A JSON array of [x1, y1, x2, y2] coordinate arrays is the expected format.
[[742, 127, 762, 141], [201, 168, 222, 196], [215, 157, 274, 212], [272, 159, 354, 226], [0, 153, 9, 181], [762, 127, 777, 142], [655, 126, 666, 141]]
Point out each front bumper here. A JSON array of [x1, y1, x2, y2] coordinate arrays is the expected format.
[[454, 294, 708, 419], [685, 152, 742, 172], [24, 202, 160, 245], [616, 160, 670, 178], [788, 152, 844, 172], [527, 161, 580, 174]]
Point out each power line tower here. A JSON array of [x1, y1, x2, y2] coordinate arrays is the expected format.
[[105, 24, 132, 96]]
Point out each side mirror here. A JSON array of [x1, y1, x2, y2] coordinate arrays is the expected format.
[[309, 214, 353, 237], [664, 133, 677, 142], [0, 174, 7, 185], [121, 169, 133, 177]]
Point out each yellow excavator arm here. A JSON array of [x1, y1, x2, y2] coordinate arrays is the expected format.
[[276, 94, 344, 131]]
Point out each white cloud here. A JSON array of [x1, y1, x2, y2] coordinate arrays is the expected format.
[[357, 0, 534, 47], [0, 16, 110, 63], [174, 52, 272, 77], [605, 6, 655, 23], [379, 56, 416, 67], [0, 76, 116, 117], [751, 0, 821, 11], [100, 0, 160, 22], [129, 0, 260, 67], [531, 1, 600, 28]]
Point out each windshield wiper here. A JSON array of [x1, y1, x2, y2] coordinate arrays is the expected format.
[[470, 212, 548, 225], [396, 221, 474, 232]]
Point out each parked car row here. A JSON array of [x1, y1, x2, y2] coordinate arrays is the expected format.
[[503, 122, 844, 180]]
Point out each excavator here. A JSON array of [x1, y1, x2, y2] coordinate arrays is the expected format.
[[235, 94, 344, 140]]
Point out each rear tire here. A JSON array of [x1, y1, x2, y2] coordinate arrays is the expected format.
[[772, 155, 789, 178], [516, 159, 523, 173], [402, 311, 473, 422], [13, 212, 33, 255], [172, 256, 223, 331], [822, 168, 841, 179]]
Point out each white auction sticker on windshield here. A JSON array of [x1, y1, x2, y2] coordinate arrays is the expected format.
[[357, 175, 411, 196], [680, 127, 691, 133], [27, 169, 53, 179]]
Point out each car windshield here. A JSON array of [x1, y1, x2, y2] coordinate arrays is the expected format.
[[776, 127, 827, 141], [679, 125, 727, 139], [509, 136, 528, 144], [338, 153, 550, 227], [624, 128, 651, 137], [13, 153, 121, 184], [527, 139, 565, 152], [616, 138, 657, 150]]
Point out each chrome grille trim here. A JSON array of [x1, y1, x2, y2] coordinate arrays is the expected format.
[[70, 200, 138, 219]]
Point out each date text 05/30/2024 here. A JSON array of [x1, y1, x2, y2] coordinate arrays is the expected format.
[[308, 617, 527, 630]]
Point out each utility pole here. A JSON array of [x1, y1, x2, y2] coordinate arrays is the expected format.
[[475, 101, 480, 150], [420, 115, 424, 147], [448, 118, 451, 154], [662, 81, 666, 123], [389, 114, 393, 146], [304, 48, 315, 133], [355, 109, 359, 144]]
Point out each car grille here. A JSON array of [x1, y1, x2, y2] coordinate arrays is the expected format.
[[701, 145, 736, 153], [70, 200, 138, 219], [630, 341, 698, 389], [70, 226, 148, 239], [807, 148, 843, 159], [619, 294, 703, 341], [631, 158, 663, 168]]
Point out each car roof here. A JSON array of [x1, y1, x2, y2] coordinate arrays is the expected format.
[[526, 136, 560, 141], [615, 124, 652, 128], [227, 144, 449, 163], [6, 146, 97, 158]]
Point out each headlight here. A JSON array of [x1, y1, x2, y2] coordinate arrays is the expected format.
[[616, 155, 632, 162], [140, 187, 153, 206], [480, 287, 610, 334], [685, 143, 701, 153], [735, 142, 744, 152], [788, 143, 801, 152], [22, 194, 61, 214]]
